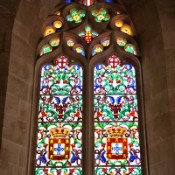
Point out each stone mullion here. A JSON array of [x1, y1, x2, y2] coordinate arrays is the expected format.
[[82, 64, 94, 175]]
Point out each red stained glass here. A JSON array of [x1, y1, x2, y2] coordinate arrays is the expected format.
[[35, 56, 83, 174], [94, 56, 142, 173]]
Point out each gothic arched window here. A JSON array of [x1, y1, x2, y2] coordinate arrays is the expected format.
[[32, 0, 148, 174]]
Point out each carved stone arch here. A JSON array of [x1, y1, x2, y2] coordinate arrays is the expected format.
[[1, 0, 174, 175], [29, 1, 149, 175]]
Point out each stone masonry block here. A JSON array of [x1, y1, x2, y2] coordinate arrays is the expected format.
[[7, 74, 30, 101], [3, 120, 28, 146], [147, 112, 172, 147], [0, 138, 21, 165], [145, 90, 169, 122], [18, 100, 32, 123], [168, 89, 175, 111], [3, 93, 19, 127]]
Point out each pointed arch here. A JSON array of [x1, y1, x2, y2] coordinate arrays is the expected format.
[[30, 1, 148, 174]]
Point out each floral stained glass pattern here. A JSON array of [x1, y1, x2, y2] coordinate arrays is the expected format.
[[95, 167, 142, 175], [35, 0, 146, 174], [78, 26, 98, 44], [66, 8, 86, 24], [92, 8, 110, 23], [35, 56, 83, 174], [36, 168, 83, 175], [94, 55, 142, 174]]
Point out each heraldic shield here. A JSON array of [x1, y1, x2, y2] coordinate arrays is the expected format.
[[49, 127, 70, 160], [106, 126, 128, 159]]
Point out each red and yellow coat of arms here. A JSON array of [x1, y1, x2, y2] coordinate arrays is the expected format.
[[49, 127, 70, 160], [106, 126, 128, 159]]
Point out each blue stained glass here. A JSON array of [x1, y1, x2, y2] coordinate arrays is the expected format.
[[35, 56, 83, 174], [94, 55, 142, 174]]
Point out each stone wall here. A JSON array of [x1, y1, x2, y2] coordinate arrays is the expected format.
[[0, 1, 20, 174], [0, 1, 59, 174], [0, 0, 20, 148], [155, 0, 175, 173], [122, 0, 175, 174], [0, 0, 175, 174]]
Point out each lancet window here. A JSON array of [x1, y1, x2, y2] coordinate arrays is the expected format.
[[33, 0, 146, 174]]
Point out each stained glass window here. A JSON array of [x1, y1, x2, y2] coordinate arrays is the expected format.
[[92, 8, 110, 23], [94, 56, 142, 174], [78, 26, 99, 44], [35, 56, 83, 174], [66, 8, 86, 23], [33, 0, 147, 174]]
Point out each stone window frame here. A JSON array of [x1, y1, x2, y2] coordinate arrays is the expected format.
[[27, 2, 149, 175]]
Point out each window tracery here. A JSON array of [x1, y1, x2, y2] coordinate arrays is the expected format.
[[33, 1, 145, 175]]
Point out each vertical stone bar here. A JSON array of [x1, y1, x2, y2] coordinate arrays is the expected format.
[[83, 65, 94, 175]]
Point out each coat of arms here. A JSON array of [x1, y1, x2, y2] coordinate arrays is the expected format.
[[106, 126, 128, 159], [49, 127, 70, 160]]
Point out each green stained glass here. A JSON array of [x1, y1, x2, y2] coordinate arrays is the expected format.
[[125, 44, 137, 55], [36, 168, 83, 174], [36, 122, 82, 167], [35, 56, 83, 174], [92, 9, 99, 16], [94, 57, 136, 95], [94, 121, 141, 166], [100, 8, 107, 15], [70, 8, 78, 16], [79, 10, 86, 17], [35, 1, 144, 174], [117, 37, 127, 47], [66, 15, 73, 22], [66, 8, 86, 24], [38, 95, 83, 122], [40, 44, 52, 56], [94, 95, 138, 122], [95, 167, 142, 175], [92, 8, 110, 23], [40, 60, 82, 95], [104, 14, 110, 21], [49, 37, 60, 47], [94, 55, 142, 174]]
